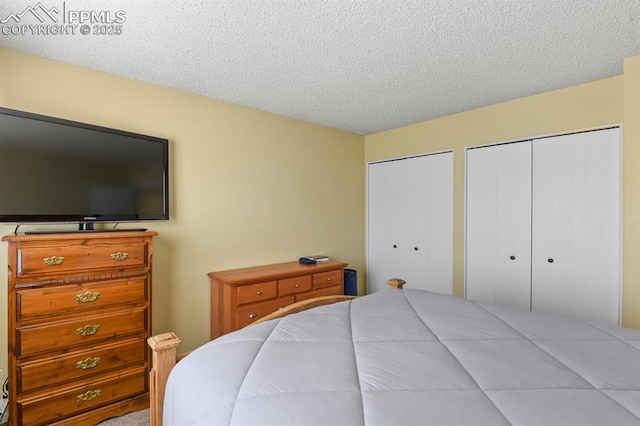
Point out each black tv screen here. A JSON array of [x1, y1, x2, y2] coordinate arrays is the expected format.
[[0, 107, 169, 226]]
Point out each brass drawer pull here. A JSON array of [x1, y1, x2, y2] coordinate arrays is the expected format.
[[76, 356, 101, 370], [111, 252, 129, 261], [249, 313, 257, 319], [77, 389, 101, 402], [76, 291, 100, 303], [256, 291, 262, 295], [43, 256, 65, 266], [295, 284, 300, 288], [76, 324, 100, 337]]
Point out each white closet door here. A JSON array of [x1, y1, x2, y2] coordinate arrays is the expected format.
[[384, 158, 411, 285], [367, 160, 394, 294], [367, 152, 453, 295], [532, 128, 620, 325], [404, 153, 453, 294], [466, 142, 532, 309], [424, 152, 453, 294]]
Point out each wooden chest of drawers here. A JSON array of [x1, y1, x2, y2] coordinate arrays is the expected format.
[[209, 260, 348, 339], [2, 231, 156, 426]]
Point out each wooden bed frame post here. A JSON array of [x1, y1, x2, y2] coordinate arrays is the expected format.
[[387, 278, 406, 289], [148, 332, 181, 426]]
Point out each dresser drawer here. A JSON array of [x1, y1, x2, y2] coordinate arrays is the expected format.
[[278, 275, 312, 296], [18, 365, 147, 426], [237, 281, 277, 305], [236, 296, 294, 329], [296, 284, 343, 302], [18, 338, 146, 393], [16, 241, 149, 278], [17, 307, 147, 357], [17, 277, 147, 321], [313, 270, 343, 289]]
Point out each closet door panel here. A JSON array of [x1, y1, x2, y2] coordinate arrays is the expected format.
[[466, 142, 531, 309], [384, 159, 411, 283], [531, 137, 574, 317], [494, 142, 532, 308], [532, 129, 620, 325], [367, 159, 410, 293], [367, 161, 391, 294], [404, 153, 453, 294], [403, 156, 431, 290], [571, 129, 620, 325], [424, 152, 453, 295], [466, 147, 498, 303]]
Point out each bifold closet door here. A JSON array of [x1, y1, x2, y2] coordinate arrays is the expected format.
[[367, 152, 453, 295], [532, 128, 620, 326], [466, 141, 532, 309], [367, 158, 408, 294], [407, 153, 453, 295]]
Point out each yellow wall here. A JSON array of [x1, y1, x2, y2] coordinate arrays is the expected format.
[[0, 48, 365, 379], [623, 55, 640, 328], [364, 68, 640, 327]]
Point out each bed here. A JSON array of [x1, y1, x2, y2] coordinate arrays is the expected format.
[[150, 285, 640, 425]]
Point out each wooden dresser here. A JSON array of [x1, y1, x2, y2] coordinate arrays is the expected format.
[[2, 231, 155, 426], [209, 260, 348, 339]]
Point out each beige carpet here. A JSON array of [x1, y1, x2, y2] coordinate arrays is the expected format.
[[96, 408, 149, 426]]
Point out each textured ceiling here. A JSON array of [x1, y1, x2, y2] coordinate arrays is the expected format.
[[1, 1, 639, 135]]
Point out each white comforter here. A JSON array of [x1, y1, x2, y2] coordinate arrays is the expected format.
[[164, 289, 640, 425]]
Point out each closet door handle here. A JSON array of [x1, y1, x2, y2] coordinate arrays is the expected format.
[[547, 258, 554, 263], [393, 244, 397, 248], [414, 247, 419, 251], [510, 256, 516, 260]]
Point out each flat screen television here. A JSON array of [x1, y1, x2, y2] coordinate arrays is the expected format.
[[0, 107, 169, 231]]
